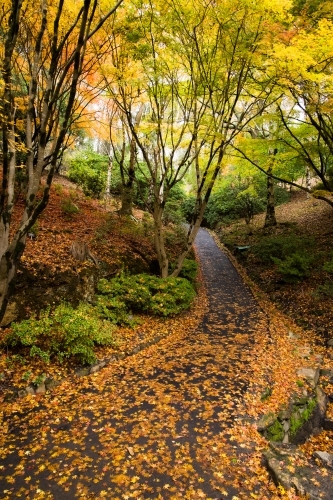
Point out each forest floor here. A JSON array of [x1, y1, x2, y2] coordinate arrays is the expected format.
[[0, 176, 192, 394], [220, 191, 333, 340], [0, 184, 332, 499], [1, 226, 326, 500]]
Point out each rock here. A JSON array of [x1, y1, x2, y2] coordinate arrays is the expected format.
[[297, 368, 320, 388], [278, 409, 291, 421], [283, 421, 290, 432], [0, 301, 19, 327], [282, 433, 289, 444], [323, 419, 333, 431], [316, 386, 328, 416], [45, 378, 60, 390], [75, 367, 91, 377], [116, 353, 126, 360], [288, 331, 299, 340], [35, 383, 46, 394], [90, 361, 106, 374], [313, 451, 333, 467], [327, 339, 333, 347], [18, 389, 27, 398], [257, 413, 276, 432], [264, 447, 333, 500], [26, 386, 35, 395]]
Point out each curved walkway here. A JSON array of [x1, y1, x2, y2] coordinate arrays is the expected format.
[[0, 229, 266, 499]]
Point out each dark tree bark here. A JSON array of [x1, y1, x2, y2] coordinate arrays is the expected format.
[[264, 150, 277, 228]]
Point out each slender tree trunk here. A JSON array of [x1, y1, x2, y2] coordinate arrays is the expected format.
[[153, 203, 169, 278], [120, 137, 135, 215], [306, 165, 311, 199], [120, 106, 144, 215], [264, 150, 277, 228], [264, 169, 277, 227], [105, 158, 112, 199]]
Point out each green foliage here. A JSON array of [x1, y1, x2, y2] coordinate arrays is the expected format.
[[21, 370, 32, 382], [315, 282, 333, 298], [323, 253, 333, 274], [267, 419, 284, 442], [33, 374, 46, 387], [96, 273, 195, 322], [252, 234, 314, 263], [68, 149, 108, 198], [6, 303, 115, 365], [163, 184, 186, 225], [182, 180, 290, 229], [252, 233, 315, 282], [177, 259, 198, 284], [290, 398, 317, 437], [272, 252, 314, 283], [60, 195, 80, 217]]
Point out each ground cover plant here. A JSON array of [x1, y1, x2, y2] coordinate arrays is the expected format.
[[4, 303, 116, 365], [96, 273, 196, 321]]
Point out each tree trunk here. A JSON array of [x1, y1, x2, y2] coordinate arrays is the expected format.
[[153, 203, 168, 278], [306, 165, 311, 199], [264, 150, 277, 228], [120, 135, 135, 215], [105, 159, 112, 199]]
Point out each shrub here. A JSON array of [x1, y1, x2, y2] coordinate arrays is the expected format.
[[172, 259, 198, 284], [272, 252, 314, 282], [323, 252, 333, 274], [252, 234, 314, 265], [96, 273, 195, 321], [6, 303, 115, 365], [68, 149, 108, 198], [182, 182, 290, 229], [60, 196, 80, 217]]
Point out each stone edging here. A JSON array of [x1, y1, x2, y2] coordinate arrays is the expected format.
[[209, 229, 333, 498], [3, 332, 174, 402]]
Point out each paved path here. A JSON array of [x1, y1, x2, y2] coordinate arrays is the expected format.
[[0, 229, 266, 499]]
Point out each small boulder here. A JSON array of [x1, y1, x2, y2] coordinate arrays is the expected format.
[[297, 368, 320, 388], [314, 451, 333, 468]]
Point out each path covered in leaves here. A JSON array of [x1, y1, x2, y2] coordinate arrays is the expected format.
[[0, 229, 275, 499]]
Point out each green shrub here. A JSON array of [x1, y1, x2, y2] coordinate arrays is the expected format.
[[252, 234, 315, 282], [252, 234, 314, 265], [267, 419, 284, 442], [182, 182, 290, 229], [272, 252, 314, 283], [315, 282, 333, 298], [290, 398, 317, 437], [173, 259, 198, 284], [323, 252, 333, 273], [6, 303, 115, 365], [60, 196, 80, 217], [96, 273, 195, 322], [68, 149, 108, 198]]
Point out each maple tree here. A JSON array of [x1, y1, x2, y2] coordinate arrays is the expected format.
[[99, 0, 289, 277], [0, 0, 124, 322], [235, 6, 333, 208]]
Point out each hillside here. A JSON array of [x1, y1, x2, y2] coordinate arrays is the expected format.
[[0, 178, 200, 395], [220, 191, 333, 342]]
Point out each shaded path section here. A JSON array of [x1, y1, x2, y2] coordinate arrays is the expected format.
[[0, 229, 267, 499]]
